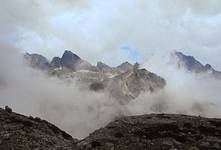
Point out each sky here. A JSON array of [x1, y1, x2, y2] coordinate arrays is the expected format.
[[0, 0, 221, 69]]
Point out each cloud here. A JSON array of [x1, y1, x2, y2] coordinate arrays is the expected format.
[[158, 0, 221, 16], [1, 0, 221, 139], [0, 0, 221, 69], [0, 43, 124, 138], [0, 43, 221, 139]]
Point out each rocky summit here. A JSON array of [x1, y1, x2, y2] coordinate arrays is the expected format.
[[1, 106, 221, 150], [172, 51, 221, 79]]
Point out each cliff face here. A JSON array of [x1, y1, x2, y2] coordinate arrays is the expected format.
[[1, 106, 221, 150]]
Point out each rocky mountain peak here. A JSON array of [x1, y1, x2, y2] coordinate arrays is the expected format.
[[97, 61, 111, 70], [24, 51, 166, 102], [172, 51, 221, 79], [173, 51, 205, 73], [117, 61, 133, 72], [24, 53, 49, 70], [97, 61, 111, 69], [50, 57, 62, 68], [61, 50, 81, 70]]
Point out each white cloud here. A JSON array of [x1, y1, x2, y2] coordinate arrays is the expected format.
[[1, 0, 221, 139], [0, 0, 221, 68]]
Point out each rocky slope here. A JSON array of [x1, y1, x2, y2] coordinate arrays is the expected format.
[[172, 51, 221, 79], [79, 114, 221, 150], [1, 106, 221, 150], [107, 66, 165, 103], [0, 106, 79, 150]]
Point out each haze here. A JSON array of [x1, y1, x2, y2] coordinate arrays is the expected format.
[[0, 0, 221, 139]]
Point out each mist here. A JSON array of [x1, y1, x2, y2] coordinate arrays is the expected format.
[[0, 44, 221, 139], [0, 0, 221, 139], [0, 44, 124, 138], [1, 0, 221, 69]]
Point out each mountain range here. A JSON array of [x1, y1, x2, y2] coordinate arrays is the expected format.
[[24, 50, 166, 103], [24, 50, 221, 103], [2, 51, 221, 149]]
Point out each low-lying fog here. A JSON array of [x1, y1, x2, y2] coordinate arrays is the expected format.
[[0, 44, 220, 139]]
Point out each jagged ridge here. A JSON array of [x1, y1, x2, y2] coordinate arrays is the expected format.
[[24, 50, 166, 102], [172, 51, 221, 79]]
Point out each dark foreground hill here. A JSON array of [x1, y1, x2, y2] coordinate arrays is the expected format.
[[0, 107, 79, 150], [0, 107, 221, 150], [79, 114, 221, 150]]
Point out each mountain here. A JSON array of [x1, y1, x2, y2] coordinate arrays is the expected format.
[[50, 56, 62, 68], [97, 61, 112, 72], [50, 50, 98, 72], [172, 51, 221, 79], [24, 51, 166, 103], [60, 50, 81, 70], [2, 106, 220, 150], [117, 61, 133, 73], [24, 53, 50, 70], [108, 66, 165, 103], [24, 50, 97, 72]]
